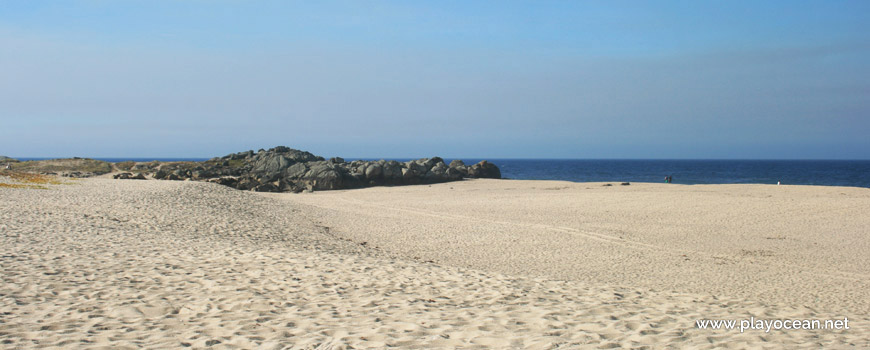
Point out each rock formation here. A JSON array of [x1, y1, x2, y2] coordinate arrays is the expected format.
[[113, 173, 147, 180], [134, 146, 501, 192]]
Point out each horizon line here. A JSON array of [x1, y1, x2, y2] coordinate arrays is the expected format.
[[8, 156, 870, 162]]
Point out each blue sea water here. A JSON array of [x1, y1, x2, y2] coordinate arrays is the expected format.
[[17, 158, 210, 163], [350, 158, 869, 188], [480, 159, 870, 188], [14, 157, 870, 188]]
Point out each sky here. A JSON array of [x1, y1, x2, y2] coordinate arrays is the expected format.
[[1, 1, 868, 159]]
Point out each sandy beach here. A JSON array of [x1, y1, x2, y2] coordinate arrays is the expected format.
[[2, 177, 868, 349]]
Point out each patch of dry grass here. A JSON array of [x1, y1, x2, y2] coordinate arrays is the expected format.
[[14, 158, 112, 174], [0, 171, 66, 189], [115, 161, 136, 171], [0, 183, 49, 190]]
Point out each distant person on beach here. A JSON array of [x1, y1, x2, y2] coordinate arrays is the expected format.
[[664, 175, 672, 184]]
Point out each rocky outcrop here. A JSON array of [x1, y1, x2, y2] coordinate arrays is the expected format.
[[126, 146, 501, 192], [113, 172, 147, 180], [0, 156, 19, 163]]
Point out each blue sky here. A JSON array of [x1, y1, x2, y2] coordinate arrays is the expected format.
[[1, 1, 868, 159]]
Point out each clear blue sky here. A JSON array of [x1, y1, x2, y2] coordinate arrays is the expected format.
[[1, 1, 868, 159]]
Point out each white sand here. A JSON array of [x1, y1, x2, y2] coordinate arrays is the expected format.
[[282, 180, 870, 315], [1, 178, 868, 349]]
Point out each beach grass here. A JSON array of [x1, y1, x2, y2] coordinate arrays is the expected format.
[[0, 171, 69, 189], [13, 158, 112, 174]]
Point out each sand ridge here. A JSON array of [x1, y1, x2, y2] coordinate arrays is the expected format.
[[1, 178, 868, 349]]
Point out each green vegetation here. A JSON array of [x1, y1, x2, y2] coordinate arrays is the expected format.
[[161, 161, 200, 170], [226, 159, 245, 168], [115, 161, 136, 171], [203, 158, 245, 168], [14, 158, 112, 174]]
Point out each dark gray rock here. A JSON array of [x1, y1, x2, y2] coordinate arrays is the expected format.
[[153, 169, 168, 180], [141, 146, 500, 192], [229, 151, 252, 160], [406, 159, 430, 176], [451, 165, 468, 177], [207, 177, 239, 188], [303, 162, 345, 190], [269, 146, 323, 162], [112, 173, 145, 180], [254, 182, 278, 192], [252, 153, 292, 174], [364, 163, 383, 180], [283, 162, 308, 179], [424, 161, 449, 182], [445, 166, 464, 180], [237, 177, 258, 190], [401, 167, 415, 179], [382, 160, 402, 180], [467, 160, 501, 179]]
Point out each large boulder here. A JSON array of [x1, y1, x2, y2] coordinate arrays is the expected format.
[[252, 153, 292, 174], [283, 162, 308, 179], [303, 161, 345, 190], [401, 167, 420, 184], [406, 159, 430, 176], [382, 160, 403, 181], [445, 166, 464, 180], [447, 159, 469, 177], [467, 160, 501, 179], [113, 172, 146, 180], [364, 163, 383, 180], [424, 161, 450, 183], [153, 169, 168, 180]]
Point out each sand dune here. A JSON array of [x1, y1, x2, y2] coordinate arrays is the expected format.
[[1, 178, 867, 349], [282, 180, 870, 316]]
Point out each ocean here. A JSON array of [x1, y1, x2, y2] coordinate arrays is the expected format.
[[482, 159, 870, 188], [353, 158, 870, 188], [14, 158, 870, 188]]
